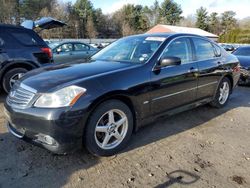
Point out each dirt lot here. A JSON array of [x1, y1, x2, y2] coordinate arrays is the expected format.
[[0, 86, 250, 188]]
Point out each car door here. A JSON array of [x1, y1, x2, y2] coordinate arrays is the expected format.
[[53, 43, 73, 63], [150, 37, 198, 115], [72, 43, 92, 61], [191, 37, 223, 100]]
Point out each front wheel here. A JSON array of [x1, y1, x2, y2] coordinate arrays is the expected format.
[[84, 100, 134, 156], [210, 77, 231, 108]]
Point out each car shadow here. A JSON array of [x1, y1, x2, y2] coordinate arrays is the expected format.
[[0, 87, 249, 187], [125, 86, 250, 153]]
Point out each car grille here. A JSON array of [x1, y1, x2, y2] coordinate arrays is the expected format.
[[7, 84, 37, 109]]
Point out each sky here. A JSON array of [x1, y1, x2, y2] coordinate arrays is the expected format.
[[61, 0, 250, 19]]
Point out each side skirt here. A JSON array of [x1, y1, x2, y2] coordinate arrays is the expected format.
[[135, 97, 213, 131]]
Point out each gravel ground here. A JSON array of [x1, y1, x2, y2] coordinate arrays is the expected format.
[[0, 86, 250, 188]]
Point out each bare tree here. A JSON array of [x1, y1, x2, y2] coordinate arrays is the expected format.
[[86, 15, 98, 40]]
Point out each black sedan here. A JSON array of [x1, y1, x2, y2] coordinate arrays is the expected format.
[[232, 46, 250, 85], [4, 33, 240, 156]]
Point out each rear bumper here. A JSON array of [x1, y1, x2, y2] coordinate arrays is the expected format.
[[4, 103, 88, 154]]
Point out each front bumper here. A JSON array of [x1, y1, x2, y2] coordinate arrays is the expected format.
[[4, 104, 88, 154]]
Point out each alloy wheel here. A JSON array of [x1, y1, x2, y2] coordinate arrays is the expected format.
[[94, 109, 128, 150], [9, 73, 24, 88], [218, 81, 230, 105]]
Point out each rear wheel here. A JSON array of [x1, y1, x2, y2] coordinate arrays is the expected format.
[[210, 77, 231, 108], [84, 100, 133, 156], [2, 68, 28, 93]]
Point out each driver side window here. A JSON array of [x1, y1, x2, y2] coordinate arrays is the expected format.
[[162, 38, 192, 64], [55, 43, 73, 53]]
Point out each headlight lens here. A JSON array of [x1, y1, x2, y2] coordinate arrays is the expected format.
[[34, 86, 86, 108]]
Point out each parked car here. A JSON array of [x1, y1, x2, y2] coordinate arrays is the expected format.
[[0, 17, 65, 93], [232, 46, 250, 85], [4, 33, 240, 156], [0, 24, 53, 93], [49, 41, 99, 64], [220, 44, 235, 52]]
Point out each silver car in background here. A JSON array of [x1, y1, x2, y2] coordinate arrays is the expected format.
[[49, 41, 99, 64]]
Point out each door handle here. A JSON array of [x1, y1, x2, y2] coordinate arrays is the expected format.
[[188, 67, 199, 73]]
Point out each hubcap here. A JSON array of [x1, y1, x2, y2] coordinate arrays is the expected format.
[[218, 81, 230, 105], [9, 73, 24, 88], [94, 109, 128, 150]]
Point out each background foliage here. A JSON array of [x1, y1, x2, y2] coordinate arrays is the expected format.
[[0, 0, 249, 43]]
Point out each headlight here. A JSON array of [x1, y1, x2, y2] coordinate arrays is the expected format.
[[34, 86, 86, 108]]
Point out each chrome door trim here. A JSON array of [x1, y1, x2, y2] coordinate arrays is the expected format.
[[152, 81, 218, 101]]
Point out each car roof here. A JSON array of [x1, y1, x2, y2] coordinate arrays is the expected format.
[[51, 41, 89, 45], [125, 33, 215, 42], [236, 46, 250, 49], [0, 24, 27, 30]]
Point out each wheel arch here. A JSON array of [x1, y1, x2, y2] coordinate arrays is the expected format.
[[0, 61, 37, 84], [86, 91, 138, 133], [224, 74, 234, 93]]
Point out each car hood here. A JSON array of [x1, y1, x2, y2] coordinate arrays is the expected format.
[[236, 55, 250, 68], [19, 60, 137, 93]]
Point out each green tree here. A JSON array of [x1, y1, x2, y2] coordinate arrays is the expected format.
[[144, 0, 161, 27], [20, 0, 56, 20], [209, 12, 220, 35], [74, 0, 94, 38], [160, 0, 183, 25], [221, 11, 237, 33], [195, 7, 209, 31]]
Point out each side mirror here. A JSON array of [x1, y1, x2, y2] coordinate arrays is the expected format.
[[159, 56, 181, 68], [56, 48, 62, 54]]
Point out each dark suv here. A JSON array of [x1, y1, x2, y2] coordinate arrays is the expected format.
[[0, 24, 52, 93]]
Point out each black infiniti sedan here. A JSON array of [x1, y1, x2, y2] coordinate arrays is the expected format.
[[4, 33, 240, 156], [232, 46, 250, 85]]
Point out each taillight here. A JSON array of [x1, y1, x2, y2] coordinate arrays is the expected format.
[[233, 64, 241, 72], [41, 47, 52, 59]]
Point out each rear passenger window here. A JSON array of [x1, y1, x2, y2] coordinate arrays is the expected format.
[[162, 38, 192, 64], [74, 43, 90, 51], [193, 38, 216, 61], [11, 31, 38, 46]]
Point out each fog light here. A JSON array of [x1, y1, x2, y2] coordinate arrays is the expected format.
[[36, 134, 56, 145]]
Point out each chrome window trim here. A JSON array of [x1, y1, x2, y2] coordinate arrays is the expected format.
[[152, 81, 218, 101], [152, 35, 220, 71]]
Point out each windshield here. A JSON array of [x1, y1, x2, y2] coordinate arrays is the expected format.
[[233, 47, 250, 56], [91, 36, 166, 63]]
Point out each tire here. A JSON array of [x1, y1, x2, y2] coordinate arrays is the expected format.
[[2, 68, 28, 93], [210, 77, 231, 108], [84, 100, 133, 157]]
